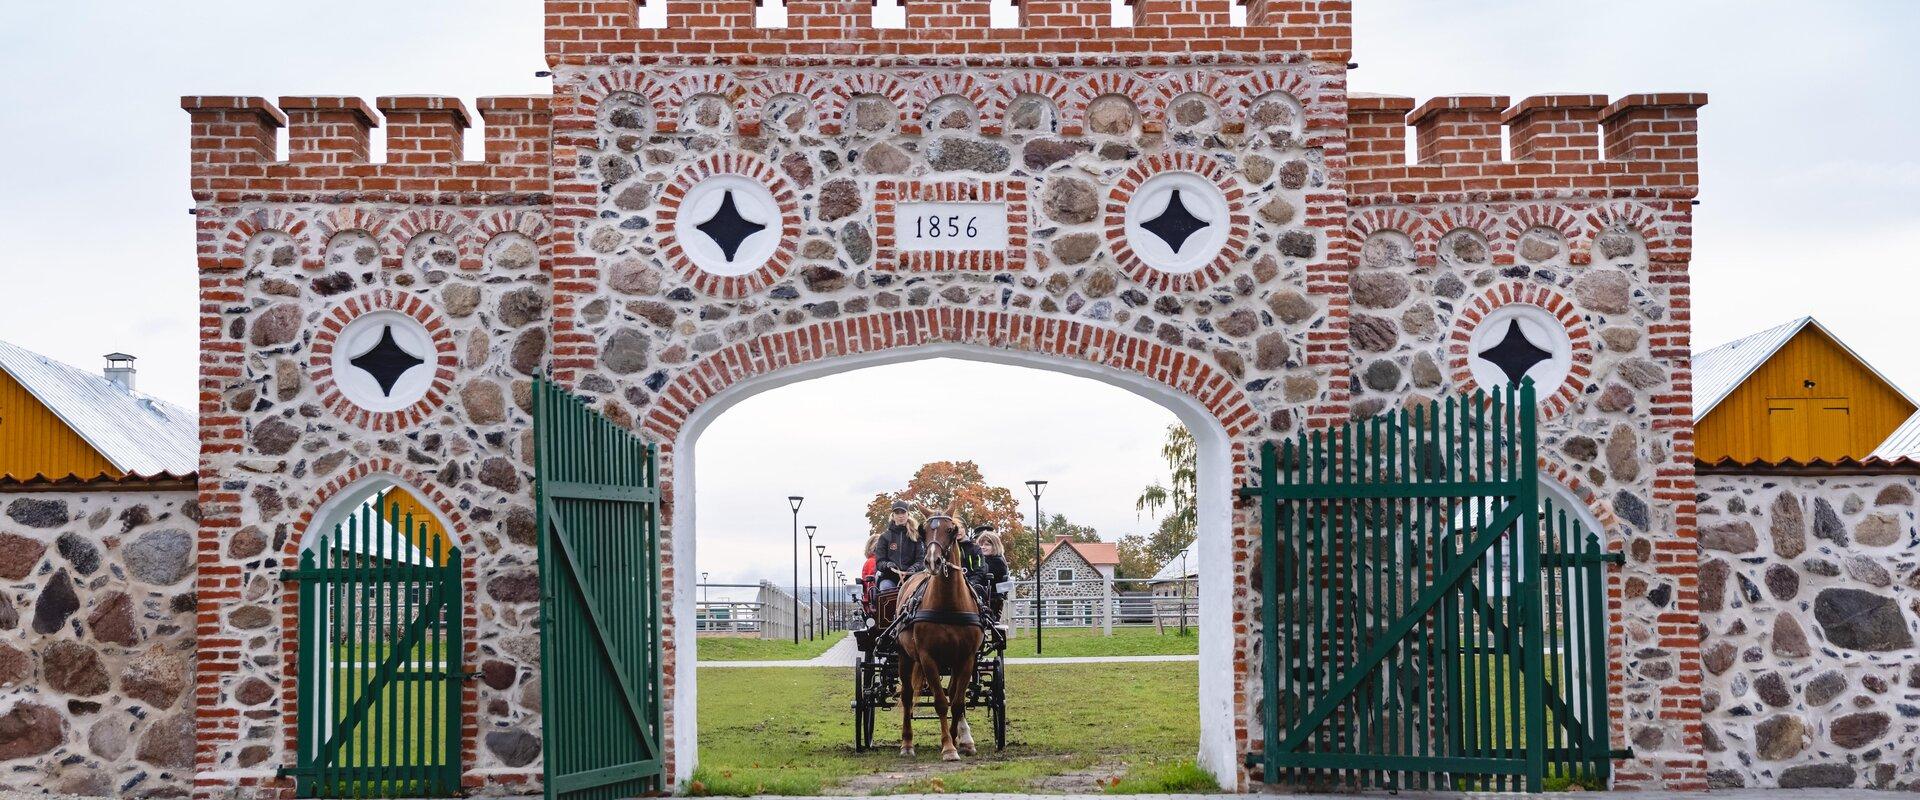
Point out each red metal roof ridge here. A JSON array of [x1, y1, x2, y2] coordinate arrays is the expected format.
[[0, 470, 199, 491], [1694, 455, 1920, 474]]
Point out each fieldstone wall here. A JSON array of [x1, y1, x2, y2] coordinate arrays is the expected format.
[[0, 489, 199, 797], [547, 61, 1347, 787], [190, 207, 555, 792], [180, 4, 1710, 793], [1697, 469, 1920, 790]]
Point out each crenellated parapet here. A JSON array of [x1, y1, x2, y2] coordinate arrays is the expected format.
[[181, 94, 552, 204], [1347, 92, 1707, 203], [544, 0, 1351, 65], [558, 63, 1331, 137]]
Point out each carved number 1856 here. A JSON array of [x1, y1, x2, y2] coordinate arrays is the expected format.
[[915, 215, 979, 240]]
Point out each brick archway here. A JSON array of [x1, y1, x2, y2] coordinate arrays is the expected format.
[[639, 308, 1263, 448], [638, 307, 1262, 786]]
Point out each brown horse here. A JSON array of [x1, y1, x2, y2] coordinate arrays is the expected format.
[[894, 509, 985, 760]]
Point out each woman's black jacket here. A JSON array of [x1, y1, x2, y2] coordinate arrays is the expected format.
[[873, 523, 924, 579]]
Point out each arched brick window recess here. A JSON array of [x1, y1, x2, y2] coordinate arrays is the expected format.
[[268, 461, 480, 795]]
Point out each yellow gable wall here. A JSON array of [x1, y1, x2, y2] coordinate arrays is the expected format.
[[1697, 327, 1916, 462], [374, 487, 453, 564], [0, 368, 119, 480]]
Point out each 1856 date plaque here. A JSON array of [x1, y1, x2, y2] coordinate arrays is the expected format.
[[896, 202, 1009, 251], [877, 180, 1029, 271]]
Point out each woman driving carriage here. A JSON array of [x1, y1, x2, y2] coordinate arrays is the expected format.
[[872, 501, 925, 593]]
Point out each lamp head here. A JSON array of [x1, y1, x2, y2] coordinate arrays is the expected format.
[[788, 495, 804, 512], [1025, 479, 1047, 499]]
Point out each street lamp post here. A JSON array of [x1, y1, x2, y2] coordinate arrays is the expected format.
[[805, 525, 817, 640], [1178, 551, 1189, 637], [815, 544, 826, 638], [700, 571, 709, 632], [824, 558, 836, 630], [1025, 480, 1048, 655], [788, 496, 804, 644]]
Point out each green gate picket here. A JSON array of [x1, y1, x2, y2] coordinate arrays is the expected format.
[[283, 498, 463, 797], [1241, 382, 1622, 791], [535, 376, 666, 800]]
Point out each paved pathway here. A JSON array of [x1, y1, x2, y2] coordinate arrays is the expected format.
[[700, 633, 860, 668], [700, 639, 1197, 668], [1005, 653, 1197, 664]]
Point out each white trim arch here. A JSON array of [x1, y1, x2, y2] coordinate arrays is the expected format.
[[300, 471, 462, 556], [668, 342, 1240, 787]]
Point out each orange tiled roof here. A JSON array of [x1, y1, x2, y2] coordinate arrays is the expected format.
[[1040, 536, 1120, 566]]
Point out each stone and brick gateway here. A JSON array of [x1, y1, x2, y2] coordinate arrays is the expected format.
[[162, 1, 1737, 796]]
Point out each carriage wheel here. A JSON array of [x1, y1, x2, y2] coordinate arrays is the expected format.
[[991, 659, 1007, 751], [853, 655, 870, 751]]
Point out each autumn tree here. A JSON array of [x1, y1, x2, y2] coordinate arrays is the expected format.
[[863, 460, 1026, 560]]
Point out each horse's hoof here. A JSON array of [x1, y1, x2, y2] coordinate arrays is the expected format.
[[899, 746, 915, 757], [958, 744, 977, 757], [942, 749, 961, 762]]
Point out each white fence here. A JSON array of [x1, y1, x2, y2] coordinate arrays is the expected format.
[[695, 580, 855, 639], [1004, 576, 1198, 635]]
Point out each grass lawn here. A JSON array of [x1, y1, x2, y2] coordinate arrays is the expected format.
[[698, 630, 849, 662], [692, 661, 1208, 795], [1000, 626, 1198, 658]]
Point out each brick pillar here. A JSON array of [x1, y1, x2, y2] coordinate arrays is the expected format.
[[376, 95, 472, 165], [1503, 94, 1605, 162], [280, 96, 379, 164], [1409, 94, 1509, 165]]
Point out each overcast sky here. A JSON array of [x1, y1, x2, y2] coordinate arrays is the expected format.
[[2, 2, 1914, 586]]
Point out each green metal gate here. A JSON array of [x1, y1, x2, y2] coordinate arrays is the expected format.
[[285, 497, 464, 797], [535, 377, 666, 800], [1242, 382, 1623, 791]]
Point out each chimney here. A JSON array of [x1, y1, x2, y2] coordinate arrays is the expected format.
[[103, 353, 136, 391]]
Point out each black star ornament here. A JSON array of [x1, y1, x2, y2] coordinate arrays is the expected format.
[[348, 325, 426, 397], [1139, 188, 1213, 254], [694, 189, 768, 263], [1476, 318, 1554, 385]]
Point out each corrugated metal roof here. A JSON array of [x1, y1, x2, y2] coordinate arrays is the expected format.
[[0, 340, 196, 476], [1149, 542, 1197, 582], [1692, 317, 1919, 424], [1871, 409, 1920, 460], [1692, 317, 1809, 421]]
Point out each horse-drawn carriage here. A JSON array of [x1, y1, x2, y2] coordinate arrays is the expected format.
[[849, 512, 1008, 756], [850, 583, 1007, 753]]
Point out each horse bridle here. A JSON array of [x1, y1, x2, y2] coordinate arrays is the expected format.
[[922, 515, 961, 578]]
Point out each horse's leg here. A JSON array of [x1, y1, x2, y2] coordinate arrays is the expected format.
[[950, 651, 978, 756], [898, 653, 916, 757], [927, 657, 958, 761]]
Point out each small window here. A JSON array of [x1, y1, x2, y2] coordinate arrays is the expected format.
[[1056, 568, 1074, 583]]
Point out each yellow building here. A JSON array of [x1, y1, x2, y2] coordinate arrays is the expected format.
[[0, 342, 196, 481], [1694, 317, 1917, 463]]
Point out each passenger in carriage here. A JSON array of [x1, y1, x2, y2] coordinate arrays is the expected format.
[[859, 532, 881, 609], [872, 501, 924, 594], [968, 526, 1010, 621]]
